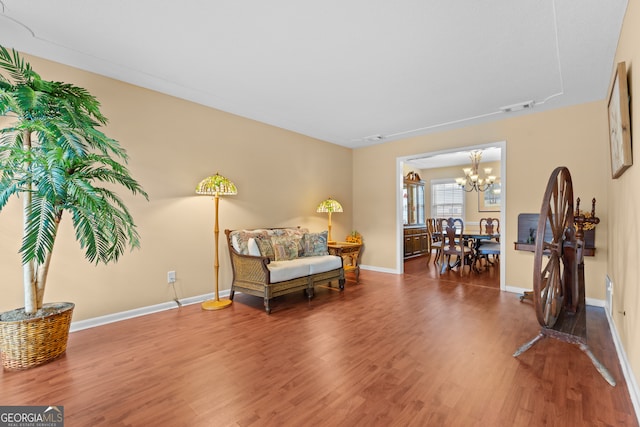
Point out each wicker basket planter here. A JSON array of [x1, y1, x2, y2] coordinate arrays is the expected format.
[[0, 302, 74, 370]]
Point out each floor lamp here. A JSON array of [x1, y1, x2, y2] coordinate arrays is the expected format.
[[316, 197, 343, 244], [196, 173, 237, 310]]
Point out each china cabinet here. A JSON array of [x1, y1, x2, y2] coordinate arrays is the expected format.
[[403, 176, 429, 259], [403, 177, 425, 226]]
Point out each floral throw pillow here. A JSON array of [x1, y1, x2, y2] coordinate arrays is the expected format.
[[273, 228, 307, 256], [270, 236, 300, 261], [255, 235, 275, 260], [302, 231, 329, 256], [232, 230, 269, 254]]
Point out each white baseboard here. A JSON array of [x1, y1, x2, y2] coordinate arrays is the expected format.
[[605, 308, 640, 422], [585, 297, 606, 307], [69, 291, 228, 332], [359, 264, 399, 274], [504, 286, 605, 307], [505, 285, 529, 296]]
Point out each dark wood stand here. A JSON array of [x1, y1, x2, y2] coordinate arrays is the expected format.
[[512, 179, 614, 386], [514, 212, 595, 257], [513, 262, 616, 386]]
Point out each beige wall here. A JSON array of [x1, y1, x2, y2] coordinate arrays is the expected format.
[[606, 0, 640, 393], [0, 54, 353, 321], [353, 100, 609, 298]]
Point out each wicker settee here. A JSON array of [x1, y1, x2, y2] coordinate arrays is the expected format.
[[225, 228, 345, 314]]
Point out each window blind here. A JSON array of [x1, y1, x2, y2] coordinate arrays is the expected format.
[[431, 180, 464, 218]]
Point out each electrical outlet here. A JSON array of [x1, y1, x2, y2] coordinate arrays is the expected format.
[[167, 270, 176, 284]]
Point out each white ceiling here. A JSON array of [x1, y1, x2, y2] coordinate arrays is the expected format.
[[0, 0, 627, 149]]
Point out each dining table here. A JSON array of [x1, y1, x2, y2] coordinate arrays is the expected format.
[[462, 231, 500, 246], [432, 228, 500, 273], [462, 231, 500, 272]]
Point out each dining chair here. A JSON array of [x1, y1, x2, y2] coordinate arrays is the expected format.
[[474, 240, 500, 272], [439, 217, 473, 276], [430, 218, 446, 266], [479, 217, 500, 237], [426, 218, 436, 239], [423, 218, 435, 263], [475, 217, 501, 271]]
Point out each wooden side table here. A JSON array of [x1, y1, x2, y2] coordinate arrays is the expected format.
[[328, 242, 362, 282]]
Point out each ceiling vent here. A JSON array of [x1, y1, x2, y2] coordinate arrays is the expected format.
[[363, 134, 385, 142], [499, 100, 536, 113]]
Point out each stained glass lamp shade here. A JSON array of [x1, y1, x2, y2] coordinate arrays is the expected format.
[[316, 197, 343, 243]]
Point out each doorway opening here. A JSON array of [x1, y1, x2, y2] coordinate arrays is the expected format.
[[396, 141, 506, 290]]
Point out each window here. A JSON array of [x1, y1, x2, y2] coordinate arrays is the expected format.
[[431, 179, 464, 218]]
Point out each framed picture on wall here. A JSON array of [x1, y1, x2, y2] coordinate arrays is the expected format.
[[479, 180, 501, 212], [608, 61, 633, 179]]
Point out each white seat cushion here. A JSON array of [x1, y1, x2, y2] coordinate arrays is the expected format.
[[267, 258, 312, 283], [306, 255, 343, 275], [266, 255, 342, 283]]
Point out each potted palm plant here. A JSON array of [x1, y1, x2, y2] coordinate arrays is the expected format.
[[0, 46, 147, 369]]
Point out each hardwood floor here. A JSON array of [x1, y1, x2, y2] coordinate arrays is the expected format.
[[1, 258, 636, 426], [405, 254, 501, 289]]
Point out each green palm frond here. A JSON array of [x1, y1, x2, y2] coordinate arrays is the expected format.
[[71, 155, 147, 196], [0, 178, 21, 211], [0, 45, 38, 85], [20, 194, 60, 265], [13, 140, 147, 266], [66, 186, 141, 264], [0, 44, 147, 278]]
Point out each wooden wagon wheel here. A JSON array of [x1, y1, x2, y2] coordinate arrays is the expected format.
[[514, 166, 615, 386], [532, 166, 579, 328]]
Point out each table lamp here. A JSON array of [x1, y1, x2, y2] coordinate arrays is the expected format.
[[316, 197, 343, 243]]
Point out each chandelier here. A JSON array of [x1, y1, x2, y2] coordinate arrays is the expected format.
[[456, 150, 496, 192]]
